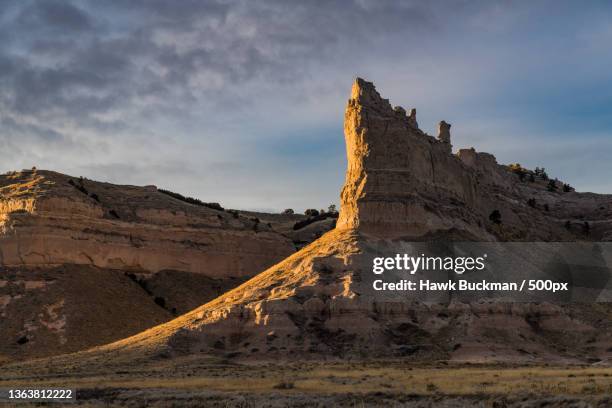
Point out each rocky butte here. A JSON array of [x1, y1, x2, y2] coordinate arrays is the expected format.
[[13, 78, 612, 366], [339, 79, 612, 241], [0, 170, 333, 361]]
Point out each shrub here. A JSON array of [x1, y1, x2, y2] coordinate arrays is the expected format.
[[282, 208, 294, 215], [304, 209, 319, 217], [327, 204, 337, 214], [527, 198, 536, 208], [293, 211, 339, 230], [535, 167, 549, 180], [509, 163, 527, 181], [206, 202, 224, 211], [273, 381, 295, 390], [489, 210, 502, 225], [125, 272, 151, 294], [565, 220, 571, 230], [251, 217, 260, 232], [547, 180, 558, 192], [109, 209, 120, 219], [68, 179, 89, 196], [426, 383, 438, 392], [158, 189, 224, 211], [563, 183, 572, 192], [583, 221, 590, 235], [154, 297, 166, 308]]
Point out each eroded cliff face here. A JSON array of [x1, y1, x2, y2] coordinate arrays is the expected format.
[[0, 170, 294, 275], [63, 229, 612, 365], [64, 78, 612, 367], [0, 170, 299, 361], [338, 78, 482, 239], [338, 78, 612, 241]]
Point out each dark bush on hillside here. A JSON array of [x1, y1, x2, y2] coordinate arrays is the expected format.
[[282, 208, 294, 215], [90, 193, 100, 202], [158, 188, 225, 211], [563, 183, 572, 192], [68, 179, 89, 196], [489, 210, 502, 225], [109, 209, 120, 219], [304, 209, 320, 217], [535, 167, 549, 180], [527, 198, 536, 208], [154, 297, 166, 308], [251, 217, 260, 232], [273, 381, 295, 390], [125, 272, 151, 294], [293, 211, 339, 230], [547, 180, 558, 192]]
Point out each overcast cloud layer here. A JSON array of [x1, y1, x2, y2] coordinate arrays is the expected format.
[[1, 0, 612, 212]]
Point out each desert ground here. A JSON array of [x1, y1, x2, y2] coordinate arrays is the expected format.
[[1, 356, 611, 407]]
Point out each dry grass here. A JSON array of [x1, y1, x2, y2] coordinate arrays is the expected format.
[[2, 359, 611, 397]]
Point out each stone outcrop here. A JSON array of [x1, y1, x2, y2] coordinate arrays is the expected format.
[[337, 78, 482, 239], [0, 170, 294, 276], [0, 170, 301, 361], [337, 78, 612, 241], [437, 120, 452, 152], [408, 108, 418, 128], [64, 78, 612, 367]]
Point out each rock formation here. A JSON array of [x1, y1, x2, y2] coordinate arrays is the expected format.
[[338, 78, 612, 241], [408, 108, 418, 128], [0, 170, 305, 361], [62, 78, 612, 366], [0, 170, 294, 275]]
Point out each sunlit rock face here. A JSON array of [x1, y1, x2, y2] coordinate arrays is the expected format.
[[338, 78, 612, 242], [74, 78, 612, 366], [0, 170, 294, 275], [0, 169, 298, 361], [337, 78, 483, 239]]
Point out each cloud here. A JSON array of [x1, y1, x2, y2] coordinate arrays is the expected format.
[[16, 0, 92, 32], [0, 0, 611, 211]]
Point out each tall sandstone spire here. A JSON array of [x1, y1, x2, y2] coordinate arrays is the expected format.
[[337, 78, 483, 240]]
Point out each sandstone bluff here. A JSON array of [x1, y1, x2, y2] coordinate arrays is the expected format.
[[43, 78, 611, 367], [0, 171, 334, 361]]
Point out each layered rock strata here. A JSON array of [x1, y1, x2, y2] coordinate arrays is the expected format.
[[0, 170, 294, 275], [59, 78, 612, 366], [0, 170, 297, 360], [338, 78, 612, 241]]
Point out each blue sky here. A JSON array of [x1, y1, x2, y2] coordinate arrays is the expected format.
[[1, 1, 611, 212]]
